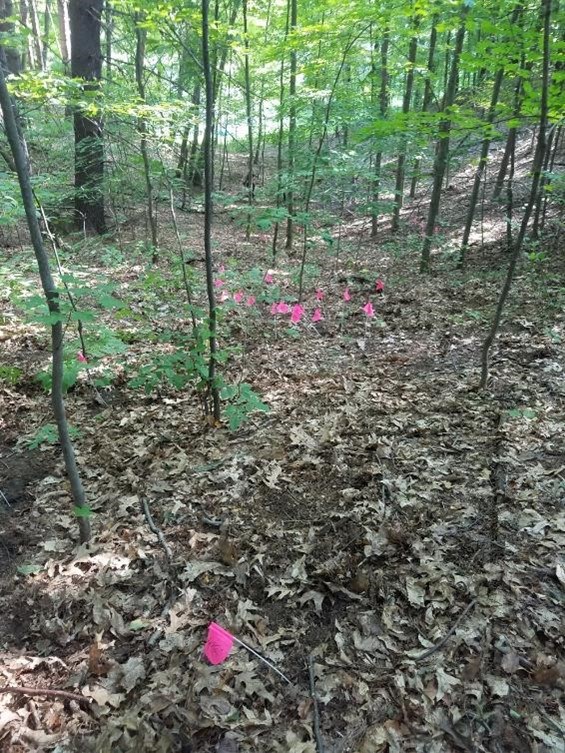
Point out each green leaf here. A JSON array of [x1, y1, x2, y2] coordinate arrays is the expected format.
[[129, 618, 151, 631], [17, 564, 42, 576], [73, 505, 93, 518]]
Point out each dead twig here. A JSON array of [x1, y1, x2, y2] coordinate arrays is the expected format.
[[0, 685, 92, 707], [308, 655, 325, 753], [140, 496, 173, 562], [411, 599, 477, 662]]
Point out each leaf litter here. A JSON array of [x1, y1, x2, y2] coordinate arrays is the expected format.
[[0, 160, 564, 752]]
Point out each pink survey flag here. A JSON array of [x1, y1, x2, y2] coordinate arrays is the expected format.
[[77, 351, 87, 363], [362, 301, 375, 318], [276, 301, 291, 314], [233, 291, 244, 304], [375, 278, 385, 293], [290, 304, 304, 324], [263, 272, 274, 284], [311, 308, 324, 323], [214, 278, 225, 288], [315, 289, 325, 301], [343, 287, 351, 302], [246, 295, 256, 307], [203, 622, 235, 665]]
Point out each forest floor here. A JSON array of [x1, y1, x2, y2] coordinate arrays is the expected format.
[[0, 138, 564, 753]]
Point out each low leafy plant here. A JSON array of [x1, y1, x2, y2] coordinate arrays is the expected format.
[[27, 422, 79, 449]]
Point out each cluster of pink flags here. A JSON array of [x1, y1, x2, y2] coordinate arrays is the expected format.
[[215, 271, 385, 324]]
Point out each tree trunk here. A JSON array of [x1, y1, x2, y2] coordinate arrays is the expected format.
[[69, 0, 106, 234], [285, 0, 297, 249], [271, 0, 289, 260], [0, 48, 90, 543], [29, 0, 43, 69], [410, 19, 436, 198], [420, 6, 468, 273], [371, 25, 389, 238], [57, 0, 70, 70], [242, 0, 253, 239], [480, 0, 551, 388], [201, 0, 220, 421], [105, 0, 112, 82], [391, 14, 418, 231], [0, 0, 21, 74], [135, 17, 158, 260], [458, 2, 521, 268]]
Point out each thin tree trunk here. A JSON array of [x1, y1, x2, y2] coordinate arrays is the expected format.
[[57, 0, 70, 71], [531, 123, 556, 238], [540, 124, 562, 230], [271, 0, 289, 260], [193, 0, 240, 187], [480, 0, 551, 388], [135, 19, 158, 260], [29, 0, 43, 69], [242, 0, 253, 240], [42, 0, 50, 69], [493, 55, 530, 200], [0, 49, 90, 543], [285, 0, 297, 250], [297, 33, 359, 299], [458, 5, 522, 267], [201, 0, 220, 422], [505, 128, 516, 249], [392, 14, 419, 231], [410, 19, 437, 198], [420, 5, 468, 273], [371, 25, 389, 238]]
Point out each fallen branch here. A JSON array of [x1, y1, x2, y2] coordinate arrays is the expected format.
[[140, 496, 173, 562], [308, 655, 325, 753], [0, 686, 92, 706], [411, 599, 477, 662]]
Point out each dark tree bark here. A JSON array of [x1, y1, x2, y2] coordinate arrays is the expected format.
[[410, 19, 436, 198], [285, 0, 297, 249], [69, 0, 106, 234], [371, 24, 389, 238], [0, 49, 90, 543], [420, 5, 468, 273], [135, 16, 158, 260], [201, 0, 220, 422], [242, 0, 253, 239], [0, 0, 21, 74], [391, 13, 419, 231]]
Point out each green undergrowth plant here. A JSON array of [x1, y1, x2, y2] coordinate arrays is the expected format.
[[26, 422, 80, 449]]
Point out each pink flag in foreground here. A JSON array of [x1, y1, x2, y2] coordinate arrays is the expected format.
[[343, 287, 351, 302], [77, 351, 87, 363], [311, 308, 324, 323], [203, 622, 235, 665], [375, 278, 385, 293]]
